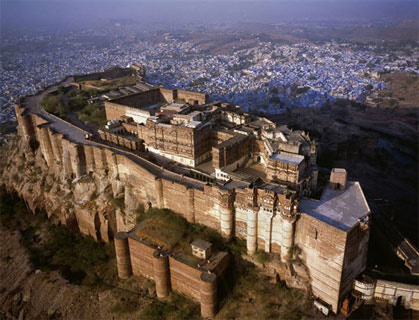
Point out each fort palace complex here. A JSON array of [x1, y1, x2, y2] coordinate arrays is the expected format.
[[15, 77, 373, 317], [101, 86, 371, 314]]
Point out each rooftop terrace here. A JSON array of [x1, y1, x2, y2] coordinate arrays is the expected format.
[[300, 181, 370, 231], [271, 152, 305, 165]]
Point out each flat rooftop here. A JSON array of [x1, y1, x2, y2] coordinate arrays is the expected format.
[[215, 133, 247, 149], [300, 181, 370, 231], [271, 152, 304, 165], [220, 180, 251, 190], [192, 239, 212, 250], [161, 103, 188, 113], [256, 181, 289, 194]]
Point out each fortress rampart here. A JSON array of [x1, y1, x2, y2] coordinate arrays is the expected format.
[[114, 231, 228, 318], [14, 90, 370, 314]]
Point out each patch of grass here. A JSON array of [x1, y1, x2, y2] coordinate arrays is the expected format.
[[136, 207, 188, 249], [254, 250, 271, 264], [0, 189, 114, 286], [134, 207, 228, 257], [109, 291, 141, 315], [217, 256, 310, 320], [77, 103, 107, 126], [40, 93, 67, 117], [81, 76, 137, 91], [110, 195, 125, 211], [139, 292, 200, 320], [27, 224, 114, 286], [226, 238, 247, 256]]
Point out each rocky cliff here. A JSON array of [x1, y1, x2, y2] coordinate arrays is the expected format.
[[0, 135, 138, 242]]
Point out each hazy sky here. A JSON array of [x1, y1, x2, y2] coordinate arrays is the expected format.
[[1, 0, 418, 34]]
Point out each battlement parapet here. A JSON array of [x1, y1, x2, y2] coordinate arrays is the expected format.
[[115, 230, 229, 318]]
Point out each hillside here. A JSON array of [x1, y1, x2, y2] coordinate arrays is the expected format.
[[378, 72, 419, 108]]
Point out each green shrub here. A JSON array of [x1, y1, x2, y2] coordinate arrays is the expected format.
[[138, 292, 200, 320], [0, 190, 113, 286], [226, 238, 247, 256], [109, 292, 141, 315], [254, 250, 271, 264], [77, 103, 106, 126], [139, 301, 171, 320], [110, 195, 125, 210], [0, 189, 47, 229], [40, 94, 66, 118], [30, 225, 113, 285], [68, 95, 87, 111]]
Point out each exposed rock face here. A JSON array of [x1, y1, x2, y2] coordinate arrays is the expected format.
[[0, 136, 138, 241]]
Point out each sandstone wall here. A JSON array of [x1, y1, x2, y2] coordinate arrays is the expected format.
[[115, 233, 228, 318], [160, 88, 174, 103], [234, 207, 248, 239], [193, 187, 222, 230], [128, 238, 156, 280], [111, 132, 140, 151], [108, 88, 165, 109], [169, 257, 202, 300], [294, 213, 347, 313], [212, 134, 250, 169], [340, 223, 369, 302], [374, 280, 419, 310], [162, 180, 190, 217], [174, 89, 208, 105], [105, 102, 130, 121]]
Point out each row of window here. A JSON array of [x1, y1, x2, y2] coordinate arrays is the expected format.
[[168, 154, 194, 165], [165, 145, 193, 154], [263, 199, 274, 205]]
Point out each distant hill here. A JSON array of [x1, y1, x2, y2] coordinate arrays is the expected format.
[[342, 19, 419, 43], [230, 20, 419, 44], [378, 72, 419, 108]]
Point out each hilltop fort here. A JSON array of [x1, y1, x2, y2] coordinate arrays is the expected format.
[[6, 68, 407, 317]]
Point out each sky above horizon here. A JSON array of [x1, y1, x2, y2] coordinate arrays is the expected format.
[[1, 0, 418, 34]]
